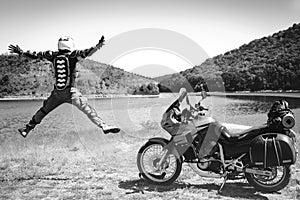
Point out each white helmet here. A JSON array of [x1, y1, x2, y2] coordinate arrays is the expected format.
[[58, 36, 75, 51]]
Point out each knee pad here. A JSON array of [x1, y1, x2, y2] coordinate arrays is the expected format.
[[80, 96, 88, 105]]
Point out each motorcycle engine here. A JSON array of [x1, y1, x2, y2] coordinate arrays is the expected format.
[[197, 160, 222, 174]]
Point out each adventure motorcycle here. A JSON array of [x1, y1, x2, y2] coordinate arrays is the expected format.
[[137, 100, 297, 192]]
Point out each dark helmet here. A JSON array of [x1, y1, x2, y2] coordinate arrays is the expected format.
[[269, 100, 289, 112], [268, 100, 290, 119], [279, 100, 289, 110]]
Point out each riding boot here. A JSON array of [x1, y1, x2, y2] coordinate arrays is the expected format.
[[18, 118, 37, 138], [100, 123, 121, 134]]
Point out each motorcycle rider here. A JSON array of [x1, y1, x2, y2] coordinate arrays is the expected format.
[[8, 35, 120, 137]]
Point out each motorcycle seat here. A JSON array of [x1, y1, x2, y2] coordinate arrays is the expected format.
[[221, 123, 252, 136], [220, 123, 268, 144]]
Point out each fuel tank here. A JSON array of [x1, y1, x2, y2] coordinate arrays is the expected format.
[[194, 116, 216, 128]]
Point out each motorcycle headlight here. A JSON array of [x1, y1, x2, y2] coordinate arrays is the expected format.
[[282, 113, 295, 129]]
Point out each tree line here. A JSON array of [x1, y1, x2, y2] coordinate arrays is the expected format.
[[1, 23, 299, 96], [157, 23, 300, 92], [0, 55, 158, 97]]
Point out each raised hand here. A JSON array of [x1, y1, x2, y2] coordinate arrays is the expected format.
[[8, 44, 23, 55], [96, 35, 105, 49]]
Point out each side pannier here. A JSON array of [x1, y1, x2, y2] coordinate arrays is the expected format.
[[249, 133, 296, 168]]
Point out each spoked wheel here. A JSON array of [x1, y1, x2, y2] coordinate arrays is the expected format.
[[137, 140, 182, 185], [245, 165, 291, 192]]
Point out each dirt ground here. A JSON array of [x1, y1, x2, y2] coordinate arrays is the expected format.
[[1, 128, 300, 200]]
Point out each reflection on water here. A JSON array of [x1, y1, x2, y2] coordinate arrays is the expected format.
[[224, 95, 300, 116], [227, 101, 270, 115], [0, 94, 298, 133], [0, 94, 299, 124]]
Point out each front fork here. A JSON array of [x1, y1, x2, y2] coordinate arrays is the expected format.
[[157, 149, 169, 171], [157, 142, 182, 170]]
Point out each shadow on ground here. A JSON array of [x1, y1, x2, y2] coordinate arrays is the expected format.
[[118, 179, 270, 200]]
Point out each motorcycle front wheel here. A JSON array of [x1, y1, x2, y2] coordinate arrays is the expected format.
[[245, 165, 291, 192], [137, 140, 182, 185]]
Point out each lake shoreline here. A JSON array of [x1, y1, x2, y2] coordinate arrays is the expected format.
[[0, 94, 160, 101], [1, 91, 300, 101], [207, 91, 300, 99]]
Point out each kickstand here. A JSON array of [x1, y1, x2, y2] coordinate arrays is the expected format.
[[218, 173, 228, 193]]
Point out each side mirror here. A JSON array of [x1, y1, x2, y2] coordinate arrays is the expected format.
[[201, 90, 207, 100]]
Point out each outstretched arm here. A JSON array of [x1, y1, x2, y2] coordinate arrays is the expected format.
[[8, 45, 23, 55], [73, 35, 105, 59], [8, 44, 54, 60]]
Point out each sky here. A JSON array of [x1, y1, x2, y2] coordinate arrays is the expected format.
[[1, 0, 299, 77]]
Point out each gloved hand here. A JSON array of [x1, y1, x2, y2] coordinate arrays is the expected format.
[[8, 44, 23, 55], [96, 35, 105, 49]]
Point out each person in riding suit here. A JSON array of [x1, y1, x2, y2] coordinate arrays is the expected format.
[[8, 35, 120, 137]]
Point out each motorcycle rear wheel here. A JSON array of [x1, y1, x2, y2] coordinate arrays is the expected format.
[[137, 140, 182, 185], [245, 165, 291, 192]]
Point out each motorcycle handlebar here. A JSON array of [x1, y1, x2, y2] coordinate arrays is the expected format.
[[189, 106, 208, 117], [195, 105, 208, 111], [199, 106, 208, 111]]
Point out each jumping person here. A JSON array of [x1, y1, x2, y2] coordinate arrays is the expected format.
[[8, 35, 120, 137]]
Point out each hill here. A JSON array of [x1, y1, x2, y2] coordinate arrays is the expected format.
[[157, 23, 300, 92], [0, 55, 159, 97]]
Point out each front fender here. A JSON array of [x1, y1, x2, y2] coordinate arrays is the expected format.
[[146, 137, 182, 161], [147, 137, 170, 145]]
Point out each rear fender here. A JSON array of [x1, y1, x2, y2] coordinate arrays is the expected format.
[[287, 129, 298, 156], [286, 129, 297, 141]]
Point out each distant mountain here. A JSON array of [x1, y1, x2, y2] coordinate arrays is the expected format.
[[154, 73, 197, 92], [2, 23, 299, 96], [157, 23, 300, 92], [0, 55, 158, 97], [130, 64, 177, 78]]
